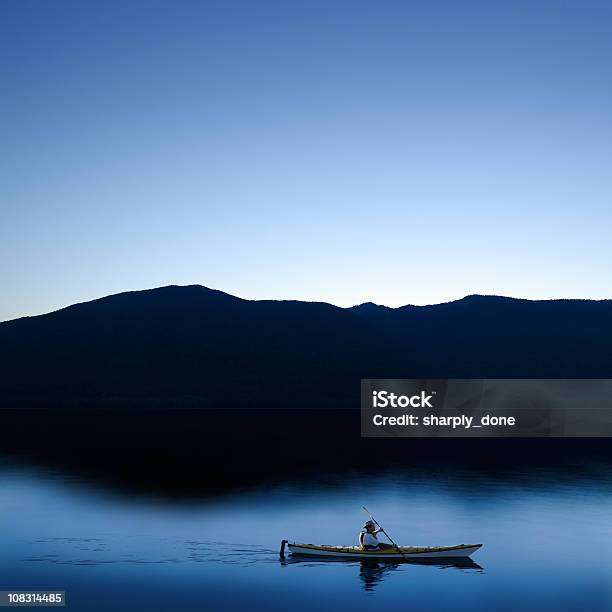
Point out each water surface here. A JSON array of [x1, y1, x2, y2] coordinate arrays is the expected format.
[[1, 459, 611, 611]]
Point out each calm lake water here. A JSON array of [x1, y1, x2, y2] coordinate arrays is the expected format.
[[1, 458, 611, 611]]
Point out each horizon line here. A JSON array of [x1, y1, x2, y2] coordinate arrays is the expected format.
[[3, 284, 611, 325]]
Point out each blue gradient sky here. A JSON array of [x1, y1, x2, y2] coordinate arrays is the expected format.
[[2, 0, 611, 320]]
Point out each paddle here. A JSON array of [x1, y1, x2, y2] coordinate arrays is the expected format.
[[362, 506, 408, 561]]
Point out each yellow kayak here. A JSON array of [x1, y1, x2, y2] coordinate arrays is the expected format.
[[283, 541, 482, 559]]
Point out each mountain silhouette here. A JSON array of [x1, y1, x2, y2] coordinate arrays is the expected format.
[[1, 285, 611, 408]]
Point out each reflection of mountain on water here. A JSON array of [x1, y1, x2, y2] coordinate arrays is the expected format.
[[281, 557, 483, 592], [1, 408, 612, 497]]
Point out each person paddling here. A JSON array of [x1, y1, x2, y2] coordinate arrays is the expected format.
[[359, 520, 391, 550]]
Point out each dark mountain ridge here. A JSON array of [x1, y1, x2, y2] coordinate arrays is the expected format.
[[1, 285, 611, 408]]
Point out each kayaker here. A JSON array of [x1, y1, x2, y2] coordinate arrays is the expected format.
[[359, 520, 390, 550]]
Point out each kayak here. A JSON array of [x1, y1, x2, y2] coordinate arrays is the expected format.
[[284, 542, 482, 559]]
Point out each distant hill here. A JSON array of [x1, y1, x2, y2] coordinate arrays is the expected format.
[[1, 285, 611, 408]]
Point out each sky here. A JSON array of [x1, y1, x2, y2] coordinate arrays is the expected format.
[[2, 0, 611, 321]]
